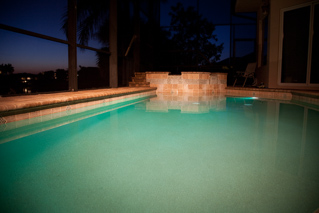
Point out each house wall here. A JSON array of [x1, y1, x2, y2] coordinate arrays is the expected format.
[[255, 0, 318, 89], [256, 64, 269, 86], [146, 72, 227, 95], [265, 0, 318, 89], [255, 7, 270, 86]]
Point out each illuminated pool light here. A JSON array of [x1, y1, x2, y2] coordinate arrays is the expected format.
[[236, 97, 259, 100], [244, 97, 259, 100]]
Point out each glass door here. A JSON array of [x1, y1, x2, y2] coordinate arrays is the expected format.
[[281, 6, 310, 83], [280, 2, 319, 85], [310, 4, 319, 83]]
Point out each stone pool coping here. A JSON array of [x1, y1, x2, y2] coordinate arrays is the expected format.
[[1, 86, 318, 124], [0, 87, 156, 123], [226, 87, 319, 107], [1, 86, 318, 113]]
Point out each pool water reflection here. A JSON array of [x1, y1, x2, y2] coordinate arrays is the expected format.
[[0, 94, 318, 212]]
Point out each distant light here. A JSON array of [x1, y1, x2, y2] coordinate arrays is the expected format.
[[252, 97, 259, 99], [193, 102, 200, 105]]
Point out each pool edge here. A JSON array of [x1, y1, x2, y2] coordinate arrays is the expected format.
[[0, 89, 156, 124]]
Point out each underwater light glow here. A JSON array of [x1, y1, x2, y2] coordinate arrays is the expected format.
[[236, 97, 259, 100]]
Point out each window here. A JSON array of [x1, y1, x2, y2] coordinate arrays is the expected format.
[[310, 4, 319, 83], [279, 2, 319, 85]]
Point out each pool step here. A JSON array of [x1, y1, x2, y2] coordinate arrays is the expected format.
[[129, 72, 150, 87]]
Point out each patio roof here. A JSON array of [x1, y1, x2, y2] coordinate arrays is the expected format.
[[235, 0, 261, 12]]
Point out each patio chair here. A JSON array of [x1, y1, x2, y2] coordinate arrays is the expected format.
[[233, 62, 257, 87]]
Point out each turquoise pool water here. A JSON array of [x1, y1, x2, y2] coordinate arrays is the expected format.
[[0, 95, 319, 213]]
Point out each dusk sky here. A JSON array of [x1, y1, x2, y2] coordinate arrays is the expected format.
[[0, 0, 255, 74]]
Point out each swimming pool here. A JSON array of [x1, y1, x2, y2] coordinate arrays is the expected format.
[[1, 94, 319, 212]]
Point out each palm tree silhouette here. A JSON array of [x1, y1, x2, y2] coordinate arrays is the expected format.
[[61, 0, 164, 87]]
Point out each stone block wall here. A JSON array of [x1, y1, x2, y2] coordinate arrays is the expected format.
[[144, 93, 226, 113], [146, 72, 227, 94]]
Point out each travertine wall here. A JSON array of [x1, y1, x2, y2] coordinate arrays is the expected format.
[[145, 93, 226, 113], [146, 72, 227, 94]]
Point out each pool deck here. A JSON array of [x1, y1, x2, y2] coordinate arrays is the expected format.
[[0, 87, 156, 116], [226, 86, 319, 106], [227, 86, 319, 97], [0, 86, 318, 119]]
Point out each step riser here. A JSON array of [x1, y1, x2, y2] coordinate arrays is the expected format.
[[129, 83, 150, 87], [132, 79, 147, 83], [129, 72, 150, 87]]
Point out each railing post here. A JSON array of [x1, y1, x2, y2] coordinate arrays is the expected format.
[[133, 0, 140, 74], [109, 0, 118, 88], [68, 0, 78, 91]]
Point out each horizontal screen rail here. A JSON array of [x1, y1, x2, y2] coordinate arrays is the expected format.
[[0, 23, 111, 55]]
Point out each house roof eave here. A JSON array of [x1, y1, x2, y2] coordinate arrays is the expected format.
[[235, 0, 262, 13]]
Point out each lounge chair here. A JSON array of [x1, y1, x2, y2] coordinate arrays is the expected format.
[[233, 62, 257, 87]]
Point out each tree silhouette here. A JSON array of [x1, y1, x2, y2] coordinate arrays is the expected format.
[[62, 0, 165, 86], [0, 63, 14, 95], [169, 3, 223, 65], [0, 63, 14, 75], [61, 0, 110, 88], [62, 0, 109, 47]]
